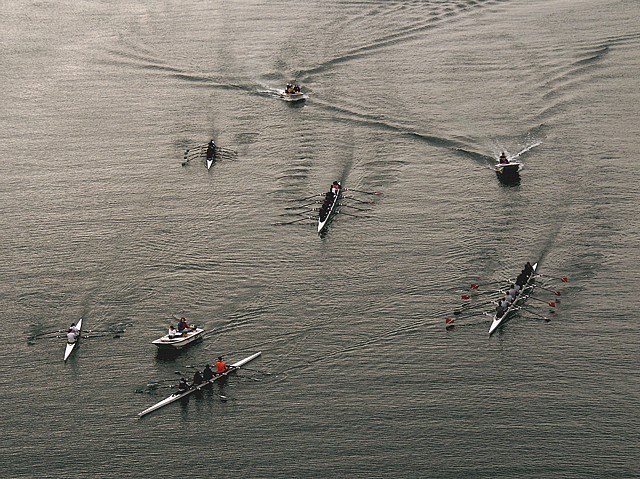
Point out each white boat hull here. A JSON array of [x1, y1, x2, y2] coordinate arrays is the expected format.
[[281, 92, 307, 102], [489, 263, 538, 335], [318, 187, 341, 233], [152, 327, 205, 350], [138, 351, 261, 418], [64, 318, 83, 361]]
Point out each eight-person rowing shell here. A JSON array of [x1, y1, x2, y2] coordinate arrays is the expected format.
[[494, 262, 534, 317]]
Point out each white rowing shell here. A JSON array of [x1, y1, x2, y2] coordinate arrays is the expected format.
[[137, 351, 262, 418], [64, 318, 83, 361]]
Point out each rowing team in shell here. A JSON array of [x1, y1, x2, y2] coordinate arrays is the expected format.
[[495, 262, 534, 317], [167, 317, 194, 338], [319, 181, 341, 219], [66, 324, 80, 344], [177, 356, 230, 392]]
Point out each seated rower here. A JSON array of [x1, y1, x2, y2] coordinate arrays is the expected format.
[[206, 140, 216, 161], [499, 152, 509, 164], [215, 356, 229, 375], [203, 364, 214, 381], [66, 329, 78, 344], [168, 325, 177, 339], [177, 377, 190, 393], [193, 370, 204, 386]]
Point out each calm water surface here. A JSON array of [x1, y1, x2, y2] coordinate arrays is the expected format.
[[1, 0, 638, 477]]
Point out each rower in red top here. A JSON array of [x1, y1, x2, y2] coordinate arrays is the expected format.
[[215, 356, 229, 375]]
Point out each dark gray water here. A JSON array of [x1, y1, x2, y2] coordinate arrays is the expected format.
[[2, 0, 639, 477]]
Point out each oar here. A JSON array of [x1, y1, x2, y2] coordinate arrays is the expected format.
[[470, 279, 506, 290], [27, 329, 64, 340], [520, 306, 551, 322], [535, 284, 562, 296], [292, 194, 323, 202], [274, 217, 313, 226], [537, 273, 569, 283], [338, 204, 369, 212], [528, 296, 556, 307], [345, 188, 382, 196], [453, 299, 497, 315], [336, 210, 369, 218], [461, 289, 502, 300], [342, 196, 374, 205]]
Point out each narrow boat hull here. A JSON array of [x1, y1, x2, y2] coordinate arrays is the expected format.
[[138, 351, 261, 418], [489, 263, 538, 335], [318, 186, 341, 234], [64, 318, 83, 361]]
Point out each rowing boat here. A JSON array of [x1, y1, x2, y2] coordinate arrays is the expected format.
[[152, 327, 205, 350], [137, 351, 261, 418], [64, 318, 82, 361], [206, 143, 216, 170], [488, 263, 538, 335], [317, 183, 341, 234]]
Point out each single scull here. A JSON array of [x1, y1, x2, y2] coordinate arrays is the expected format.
[[64, 318, 83, 361]]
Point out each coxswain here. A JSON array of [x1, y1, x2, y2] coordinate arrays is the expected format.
[[193, 370, 204, 386], [331, 181, 340, 194], [499, 152, 509, 164], [203, 364, 214, 381], [177, 377, 190, 393], [215, 356, 229, 375], [168, 325, 177, 338]]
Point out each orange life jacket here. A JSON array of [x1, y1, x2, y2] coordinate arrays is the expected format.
[[216, 361, 227, 374]]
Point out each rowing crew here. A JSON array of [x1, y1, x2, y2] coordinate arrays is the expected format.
[[66, 324, 80, 344], [168, 317, 194, 338], [318, 181, 341, 221], [206, 140, 216, 161], [495, 262, 534, 317], [177, 356, 230, 392]]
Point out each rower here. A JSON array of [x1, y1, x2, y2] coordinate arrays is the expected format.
[[203, 364, 214, 381], [215, 356, 229, 375], [508, 284, 519, 298], [168, 325, 177, 339], [206, 140, 216, 161], [66, 329, 78, 344], [177, 378, 190, 393], [193, 370, 204, 386], [523, 262, 533, 275], [331, 181, 340, 194], [499, 152, 509, 164]]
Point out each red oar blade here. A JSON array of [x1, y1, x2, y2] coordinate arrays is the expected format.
[[561, 277, 569, 282], [461, 294, 471, 300], [470, 283, 479, 290]]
